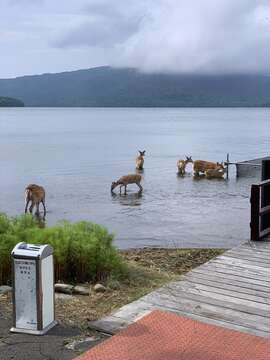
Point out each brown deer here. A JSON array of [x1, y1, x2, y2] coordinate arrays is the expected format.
[[205, 167, 226, 179], [25, 184, 46, 216], [177, 156, 193, 175], [193, 160, 224, 176], [136, 150, 145, 170], [111, 174, 143, 194]]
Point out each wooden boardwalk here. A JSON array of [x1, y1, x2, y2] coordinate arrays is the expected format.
[[91, 239, 270, 339]]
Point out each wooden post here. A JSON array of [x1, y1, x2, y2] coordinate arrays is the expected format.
[[261, 160, 270, 232], [226, 153, 229, 180], [250, 184, 260, 241]]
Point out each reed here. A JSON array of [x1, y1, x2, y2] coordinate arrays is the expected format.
[[0, 213, 126, 284]]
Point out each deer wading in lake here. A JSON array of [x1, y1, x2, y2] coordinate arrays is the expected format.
[[111, 174, 143, 195], [136, 150, 145, 170], [193, 160, 224, 177], [205, 167, 226, 179], [25, 184, 46, 216], [177, 156, 193, 175]]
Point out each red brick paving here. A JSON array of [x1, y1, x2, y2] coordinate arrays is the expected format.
[[76, 310, 270, 360]]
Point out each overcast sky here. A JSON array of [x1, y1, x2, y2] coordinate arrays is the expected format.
[[1, 0, 270, 78]]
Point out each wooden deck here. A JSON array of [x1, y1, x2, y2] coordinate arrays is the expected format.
[[90, 239, 270, 339]]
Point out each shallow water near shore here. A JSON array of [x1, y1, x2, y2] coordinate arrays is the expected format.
[[0, 107, 268, 249]]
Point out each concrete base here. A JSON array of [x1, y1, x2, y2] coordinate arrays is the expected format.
[[10, 320, 58, 335]]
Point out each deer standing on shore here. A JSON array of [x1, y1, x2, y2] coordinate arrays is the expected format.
[[177, 156, 193, 175], [111, 174, 143, 195], [136, 150, 145, 170], [25, 184, 46, 216]]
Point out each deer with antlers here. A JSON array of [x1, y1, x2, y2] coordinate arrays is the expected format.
[[25, 184, 46, 216]]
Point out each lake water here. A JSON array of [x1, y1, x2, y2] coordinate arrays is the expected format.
[[0, 107, 268, 249]]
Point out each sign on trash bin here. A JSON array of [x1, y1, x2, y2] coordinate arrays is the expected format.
[[10, 242, 57, 335]]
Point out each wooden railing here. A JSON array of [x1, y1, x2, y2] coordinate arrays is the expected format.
[[250, 179, 270, 240]]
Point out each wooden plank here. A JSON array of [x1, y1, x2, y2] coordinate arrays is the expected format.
[[211, 255, 270, 271], [155, 285, 270, 315], [242, 242, 270, 250], [90, 315, 131, 334], [178, 279, 270, 305], [239, 244, 270, 255], [203, 262, 270, 282], [185, 272, 270, 294], [90, 301, 270, 338], [222, 252, 270, 265], [172, 283, 270, 309], [227, 248, 270, 261], [141, 292, 270, 333], [225, 249, 270, 262], [192, 264, 270, 286]]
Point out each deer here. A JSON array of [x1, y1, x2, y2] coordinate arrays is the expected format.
[[177, 156, 193, 175], [193, 160, 224, 177], [136, 150, 145, 170], [205, 166, 226, 179], [111, 174, 143, 195], [25, 184, 46, 216]]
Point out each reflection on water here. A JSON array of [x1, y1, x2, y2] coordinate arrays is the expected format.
[[0, 107, 267, 249], [111, 191, 143, 207]]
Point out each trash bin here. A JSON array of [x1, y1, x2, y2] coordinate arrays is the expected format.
[[10, 242, 57, 335]]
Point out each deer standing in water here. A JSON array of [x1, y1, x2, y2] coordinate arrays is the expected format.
[[136, 150, 145, 170], [205, 167, 226, 179], [111, 174, 143, 195], [25, 184, 46, 216], [177, 156, 193, 175], [193, 160, 224, 177]]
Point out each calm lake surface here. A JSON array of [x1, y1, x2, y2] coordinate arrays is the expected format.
[[0, 107, 268, 249]]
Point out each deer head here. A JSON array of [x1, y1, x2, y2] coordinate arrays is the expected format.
[[111, 181, 118, 192], [216, 162, 225, 170], [185, 156, 193, 163], [139, 150, 146, 156]]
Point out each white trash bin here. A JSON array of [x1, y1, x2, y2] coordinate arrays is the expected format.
[[10, 242, 57, 335]]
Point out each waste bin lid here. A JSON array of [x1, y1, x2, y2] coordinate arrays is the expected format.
[[11, 242, 53, 259]]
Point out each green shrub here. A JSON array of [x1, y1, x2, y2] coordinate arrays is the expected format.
[[0, 213, 126, 284]]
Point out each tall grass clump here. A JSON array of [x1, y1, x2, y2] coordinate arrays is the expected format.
[[0, 213, 126, 284]]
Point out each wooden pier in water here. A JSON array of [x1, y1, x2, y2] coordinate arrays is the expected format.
[[91, 239, 270, 339]]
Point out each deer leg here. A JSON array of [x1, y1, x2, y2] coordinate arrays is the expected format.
[[36, 202, 40, 215], [29, 202, 34, 214], [124, 185, 127, 195], [120, 185, 122, 194], [137, 183, 143, 192], [41, 199, 46, 216], [25, 200, 30, 213]]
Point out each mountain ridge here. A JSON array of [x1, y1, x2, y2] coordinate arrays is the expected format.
[[1, 66, 270, 107]]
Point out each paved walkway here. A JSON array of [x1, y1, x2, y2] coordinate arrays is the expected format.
[[91, 239, 270, 339], [78, 310, 270, 360]]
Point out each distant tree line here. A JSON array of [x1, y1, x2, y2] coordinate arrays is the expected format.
[[0, 96, 24, 107]]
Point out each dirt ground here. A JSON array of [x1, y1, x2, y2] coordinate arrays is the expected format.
[[0, 248, 224, 333]]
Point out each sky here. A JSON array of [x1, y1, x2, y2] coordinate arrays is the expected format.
[[1, 0, 270, 78]]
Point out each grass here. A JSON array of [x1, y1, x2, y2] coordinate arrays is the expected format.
[[0, 213, 225, 332], [0, 213, 126, 284]]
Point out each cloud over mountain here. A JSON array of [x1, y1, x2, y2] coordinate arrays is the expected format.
[[1, 0, 270, 77]]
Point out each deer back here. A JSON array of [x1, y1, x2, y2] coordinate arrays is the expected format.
[[193, 160, 219, 172]]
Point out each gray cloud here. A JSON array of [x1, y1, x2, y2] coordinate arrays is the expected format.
[[1, 0, 270, 77]]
